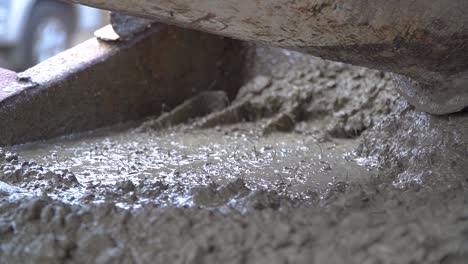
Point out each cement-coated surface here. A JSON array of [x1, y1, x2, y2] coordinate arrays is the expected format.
[[1, 47, 467, 263]]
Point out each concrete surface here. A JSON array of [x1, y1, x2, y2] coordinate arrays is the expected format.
[[1, 46, 467, 264]]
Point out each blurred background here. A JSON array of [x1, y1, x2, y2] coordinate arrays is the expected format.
[[0, 0, 108, 71]]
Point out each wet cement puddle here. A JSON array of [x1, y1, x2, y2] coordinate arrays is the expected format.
[[8, 124, 370, 208]]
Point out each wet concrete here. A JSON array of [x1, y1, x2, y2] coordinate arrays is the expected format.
[[7, 124, 367, 208], [358, 100, 468, 189], [1, 47, 468, 263]]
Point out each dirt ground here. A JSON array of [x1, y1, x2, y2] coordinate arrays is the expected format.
[[0, 47, 467, 264]]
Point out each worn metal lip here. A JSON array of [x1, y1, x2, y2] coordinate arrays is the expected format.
[[0, 69, 34, 103], [0, 25, 160, 106]]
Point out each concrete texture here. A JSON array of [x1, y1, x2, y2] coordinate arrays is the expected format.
[[0, 25, 247, 146], [358, 100, 468, 189], [62, 0, 468, 114], [1, 46, 467, 264]]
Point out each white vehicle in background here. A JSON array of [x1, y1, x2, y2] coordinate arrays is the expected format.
[[0, 0, 104, 70]]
